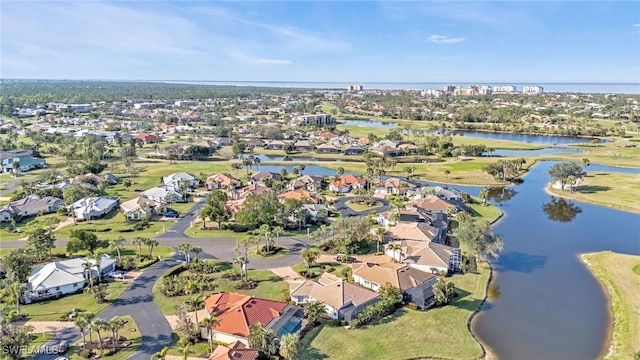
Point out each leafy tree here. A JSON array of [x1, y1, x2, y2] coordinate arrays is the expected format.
[[547, 162, 586, 190], [456, 220, 504, 261], [85, 283, 108, 303], [433, 278, 456, 305], [248, 323, 277, 358], [304, 301, 326, 324], [279, 333, 300, 360], [67, 229, 108, 255], [152, 347, 169, 360], [232, 140, 247, 158], [235, 193, 282, 228], [0, 324, 34, 360], [203, 189, 230, 229], [300, 247, 320, 268], [478, 188, 490, 206], [26, 227, 57, 260], [1, 248, 33, 283], [379, 282, 403, 303]]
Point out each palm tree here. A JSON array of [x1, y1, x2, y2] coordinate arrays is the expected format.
[[581, 158, 590, 169], [253, 157, 261, 171], [108, 316, 126, 351], [200, 314, 220, 355], [259, 224, 272, 252], [479, 188, 490, 206], [151, 347, 169, 360], [90, 318, 108, 349], [304, 301, 326, 324], [337, 167, 345, 176], [179, 242, 192, 263], [191, 247, 202, 262], [145, 238, 159, 258], [110, 237, 125, 263], [80, 312, 96, 346], [444, 169, 451, 179], [75, 315, 89, 349], [178, 338, 191, 360], [279, 333, 299, 360], [375, 227, 386, 254], [301, 248, 320, 269], [91, 253, 105, 284], [186, 296, 205, 331], [8, 282, 24, 315], [272, 226, 283, 247], [132, 237, 145, 259], [82, 261, 94, 288], [386, 243, 403, 263]]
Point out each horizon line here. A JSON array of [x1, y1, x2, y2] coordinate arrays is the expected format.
[[2, 78, 639, 85]]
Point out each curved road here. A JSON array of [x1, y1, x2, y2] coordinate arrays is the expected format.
[[26, 196, 390, 359]]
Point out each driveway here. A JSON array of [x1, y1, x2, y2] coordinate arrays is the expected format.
[[332, 196, 390, 217], [157, 198, 206, 238]]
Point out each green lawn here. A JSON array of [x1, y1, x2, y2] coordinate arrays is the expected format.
[[55, 211, 171, 240], [67, 315, 141, 360], [153, 261, 289, 316], [167, 337, 212, 358], [25, 334, 55, 359], [0, 245, 175, 260], [0, 213, 68, 242], [582, 252, 640, 360], [299, 263, 491, 360], [22, 281, 129, 321], [466, 199, 504, 224], [345, 200, 382, 212], [185, 225, 318, 239]]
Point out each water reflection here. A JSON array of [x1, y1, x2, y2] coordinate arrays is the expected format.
[[487, 186, 518, 206], [541, 197, 583, 223], [487, 284, 502, 300]]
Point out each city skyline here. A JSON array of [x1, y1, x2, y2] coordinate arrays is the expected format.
[[2, 1, 640, 83]]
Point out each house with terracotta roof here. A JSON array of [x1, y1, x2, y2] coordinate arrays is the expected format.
[[203, 292, 304, 345], [290, 273, 381, 323], [329, 174, 367, 193], [413, 196, 456, 214], [352, 262, 439, 309], [134, 133, 160, 144], [206, 173, 241, 190], [278, 189, 319, 204], [209, 341, 257, 360], [318, 131, 338, 139]]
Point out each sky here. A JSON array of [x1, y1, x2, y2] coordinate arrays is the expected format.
[[2, 1, 639, 83]]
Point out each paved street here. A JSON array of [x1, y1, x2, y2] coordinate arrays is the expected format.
[[332, 196, 390, 217]]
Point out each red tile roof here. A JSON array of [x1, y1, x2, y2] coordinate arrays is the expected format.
[[209, 341, 258, 360], [204, 292, 288, 338]]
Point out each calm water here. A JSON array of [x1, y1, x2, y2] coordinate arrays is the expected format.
[[342, 119, 398, 127], [487, 148, 585, 157], [471, 161, 640, 360], [257, 164, 340, 177], [253, 154, 320, 162]]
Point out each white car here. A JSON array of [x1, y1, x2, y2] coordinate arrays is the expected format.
[[107, 271, 125, 279]]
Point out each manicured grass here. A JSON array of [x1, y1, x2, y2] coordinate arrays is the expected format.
[[345, 200, 382, 212], [167, 340, 212, 358], [466, 199, 503, 224], [547, 172, 640, 214], [185, 224, 318, 239], [582, 251, 640, 360], [22, 281, 129, 321], [152, 261, 289, 316], [299, 263, 491, 360], [247, 245, 288, 260], [67, 315, 141, 360], [0, 213, 68, 242], [55, 211, 171, 240], [25, 334, 55, 359], [0, 245, 175, 260]]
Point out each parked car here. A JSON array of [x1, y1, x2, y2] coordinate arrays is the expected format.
[[55, 357, 69, 360], [107, 271, 125, 279], [163, 210, 179, 218], [57, 340, 68, 354]]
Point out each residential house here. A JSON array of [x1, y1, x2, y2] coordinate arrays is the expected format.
[[203, 292, 304, 345], [265, 140, 285, 150], [120, 196, 166, 221], [163, 172, 200, 189], [386, 239, 462, 274], [329, 174, 367, 193], [414, 196, 456, 215], [351, 262, 438, 309], [290, 273, 380, 323], [398, 143, 419, 154], [318, 131, 338, 140], [301, 204, 329, 222], [433, 186, 462, 201], [206, 173, 241, 190], [293, 140, 313, 152], [23, 255, 116, 303], [288, 175, 324, 192], [142, 185, 184, 203], [373, 178, 417, 195], [195, 140, 219, 151], [0, 149, 47, 173], [343, 145, 365, 155], [371, 146, 405, 157], [103, 173, 119, 185], [231, 184, 271, 200], [384, 221, 446, 245], [279, 189, 319, 204], [247, 138, 266, 148], [0, 196, 63, 222], [68, 197, 119, 221], [134, 133, 160, 144], [209, 341, 258, 360], [377, 209, 449, 234], [249, 171, 282, 187], [315, 143, 340, 154]]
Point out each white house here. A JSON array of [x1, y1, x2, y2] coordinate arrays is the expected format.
[[68, 197, 119, 221], [24, 256, 116, 303], [163, 172, 199, 189], [120, 196, 166, 221], [142, 185, 184, 203]]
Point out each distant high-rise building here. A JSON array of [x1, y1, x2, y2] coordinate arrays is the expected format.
[[492, 85, 517, 93], [479, 85, 493, 95], [522, 85, 544, 94], [443, 85, 456, 93], [347, 85, 363, 92]]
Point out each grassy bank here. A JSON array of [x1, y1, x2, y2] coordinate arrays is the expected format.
[[547, 172, 640, 214], [582, 251, 640, 360], [299, 263, 491, 360]]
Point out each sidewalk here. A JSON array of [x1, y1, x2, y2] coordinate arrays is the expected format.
[[271, 266, 304, 285], [19, 320, 76, 334]]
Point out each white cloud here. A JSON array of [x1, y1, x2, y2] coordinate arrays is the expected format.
[[427, 35, 466, 44], [633, 24, 640, 27], [257, 59, 292, 65]]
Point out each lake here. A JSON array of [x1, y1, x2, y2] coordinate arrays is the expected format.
[[487, 147, 585, 157], [256, 164, 341, 177], [470, 161, 640, 359], [342, 119, 398, 127]]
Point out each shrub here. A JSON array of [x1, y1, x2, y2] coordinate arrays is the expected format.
[[350, 300, 396, 328], [406, 302, 418, 311], [79, 350, 92, 359], [235, 280, 257, 290]]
